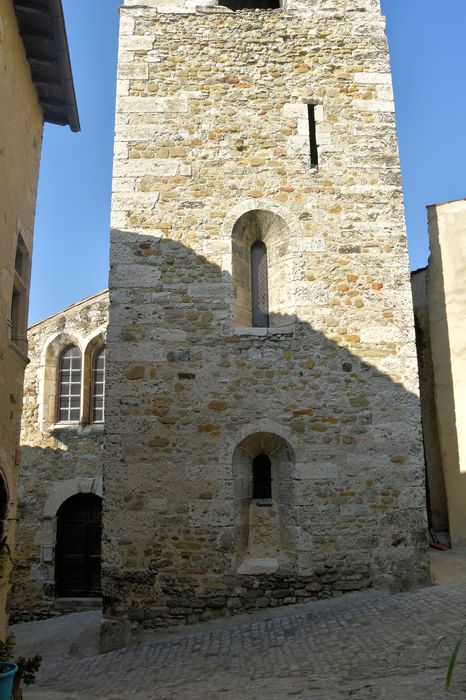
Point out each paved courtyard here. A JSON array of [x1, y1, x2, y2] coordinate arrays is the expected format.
[[12, 561, 466, 700]]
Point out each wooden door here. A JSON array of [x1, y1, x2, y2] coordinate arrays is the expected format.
[[55, 494, 102, 598]]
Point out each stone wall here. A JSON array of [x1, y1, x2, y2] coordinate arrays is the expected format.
[[426, 199, 466, 546], [103, 0, 428, 648], [411, 268, 448, 535], [0, 0, 44, 635], [10, 292, 108, 619]]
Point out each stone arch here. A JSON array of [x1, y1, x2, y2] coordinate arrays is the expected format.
[[223, 200, 300, 328], [223, 198, 301, 241], [83, 329, 106, 425], [222, 419, 297, 466], [231, 209, 293, 326], [39, 331, 83, 428], [43, 477, 103, 519], [232, 431, 296, 573]]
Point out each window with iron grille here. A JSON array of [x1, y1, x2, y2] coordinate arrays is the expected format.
[[251, 241, 269, 328], [91, 346, 106, 423], [58, 346, 82, 422]]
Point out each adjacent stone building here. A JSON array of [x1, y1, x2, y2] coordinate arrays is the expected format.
[[412, 198, 466, 547], [102, 0, 429, 648], [10, 291, 108, 618], [0, 0, 78, 634]]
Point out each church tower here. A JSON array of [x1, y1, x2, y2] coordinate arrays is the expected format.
[[102, 0, 428, 648]]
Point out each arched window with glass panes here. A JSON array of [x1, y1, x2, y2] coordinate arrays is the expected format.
[[58, 346, 82, 422], [91, 346, 106, 423]]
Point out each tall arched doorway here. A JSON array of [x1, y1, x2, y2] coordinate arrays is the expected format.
[[55, 494, 102, 598]]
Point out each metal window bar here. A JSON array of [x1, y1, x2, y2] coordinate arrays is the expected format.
[[251, 241, 269, 328], [58, 346, 82, 422]]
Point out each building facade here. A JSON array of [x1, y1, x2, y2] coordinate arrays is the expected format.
[[0, 0, 78, 634], [10, 292, 108, 619], [102, 0, 428, 649], [412, 199, 466, 547]]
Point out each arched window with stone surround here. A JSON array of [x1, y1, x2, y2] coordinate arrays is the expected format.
[[57, 345, 82, 423], [232, 209, 291, 328], [91, 346, 106, 423], [232, 431, 295, 568]]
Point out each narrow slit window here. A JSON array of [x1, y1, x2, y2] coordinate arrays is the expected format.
[[219, 0, 280, 9], [251, 241, 269, 328], [308, 104, 319, 168], [91, 346, 106, 423], [253, 454, 272, 499], [58, 345, 82, 422]]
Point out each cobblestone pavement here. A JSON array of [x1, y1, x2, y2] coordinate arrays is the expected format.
[[17, 582, 466, 700]]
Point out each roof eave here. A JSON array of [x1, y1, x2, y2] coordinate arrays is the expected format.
[[13, 0, 80, 133]]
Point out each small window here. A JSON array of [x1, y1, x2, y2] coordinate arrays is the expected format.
[[10, 289, 21, 342], [253, 454, 272, 499], [219, 0, 280, 9], [10, 233, 30, 348], [58, 346, 82, 422], [91, 347, 106, 423], [251, 241, 269, 328], [308, 104, 319, 168]]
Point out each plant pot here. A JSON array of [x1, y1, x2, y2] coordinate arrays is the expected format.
[[0, 662, 18, 700]]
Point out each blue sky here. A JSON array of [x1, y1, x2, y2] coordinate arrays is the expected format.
[[28, 0, 466, 324]]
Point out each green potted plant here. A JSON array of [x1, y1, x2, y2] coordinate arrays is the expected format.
[[0, 634, 41, 700]]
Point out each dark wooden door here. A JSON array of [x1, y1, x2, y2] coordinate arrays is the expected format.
[[55, 494, 102, 597]]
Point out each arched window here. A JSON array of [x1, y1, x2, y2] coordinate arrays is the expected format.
[[220, 0, 280, 9], [253, 454, 272, 499], [91, 346, 106, 423], [251, 241, 269, 328], [232, 209, 291, 328], [58, 345, 82, 422]]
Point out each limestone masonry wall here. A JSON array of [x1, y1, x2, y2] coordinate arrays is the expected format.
[[427, 200, 466, 546], [11, 292, 108, 619], [103, 0, 428, 646], [0, 0, 44, 634]]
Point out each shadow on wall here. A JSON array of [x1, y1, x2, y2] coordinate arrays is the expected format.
[[100, 230, 431, 635], [10, 431, 103, 620]]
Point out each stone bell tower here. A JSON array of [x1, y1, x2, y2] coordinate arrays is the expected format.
[[102, 0, 428, 648]]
